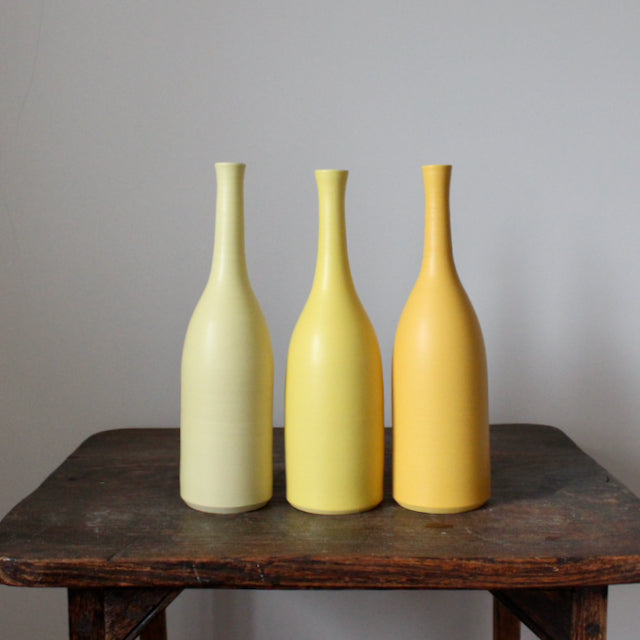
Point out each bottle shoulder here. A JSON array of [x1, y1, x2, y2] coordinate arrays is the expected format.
[[289, 290, 380, 360], [403, 271, 473, 306], [192, 277, 265, 310], [397, 273, 482, 335], [295, 286, 374, 329], [185, 281, 270, 339]]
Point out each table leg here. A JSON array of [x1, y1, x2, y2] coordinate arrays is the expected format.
[[492, 587, 608, 640], [494, 596, 520, 640], [139, 609, 168, 640], [68, 588, 181, 640]]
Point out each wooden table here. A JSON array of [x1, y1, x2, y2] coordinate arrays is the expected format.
[[2, 425, 640, 640]]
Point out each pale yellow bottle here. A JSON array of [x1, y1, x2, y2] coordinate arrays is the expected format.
[[180, 162, 273, 514], [285, 170, 384, 515], [393, 165, 490, 514]]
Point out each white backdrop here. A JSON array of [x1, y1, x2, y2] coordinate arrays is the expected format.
[[2, 2, 640, 638]]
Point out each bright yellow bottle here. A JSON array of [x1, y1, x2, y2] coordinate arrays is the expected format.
[[180, 162, 273, 514], [393, 165, 490, 513], [285, 170, 384, 515]]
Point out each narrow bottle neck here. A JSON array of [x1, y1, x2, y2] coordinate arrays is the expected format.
[[312, 170, 355, 293], [210, 163, 250, 284], [421, 165, 456, 276]]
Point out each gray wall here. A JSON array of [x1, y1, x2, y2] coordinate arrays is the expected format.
[[2, 2, 639, 638]]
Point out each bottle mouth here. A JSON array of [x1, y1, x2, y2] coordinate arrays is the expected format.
[[215, 162, 246, 168]]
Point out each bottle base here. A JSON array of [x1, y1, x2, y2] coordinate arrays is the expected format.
[[394, 497, 489, 514], [287, 499, 381, 515], [182, 497, 270, 514]]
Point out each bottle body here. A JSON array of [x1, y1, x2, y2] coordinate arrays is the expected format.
[[285, 170, 384, 514], [180, 163, 273, 513], [393, 165, 490, 513]]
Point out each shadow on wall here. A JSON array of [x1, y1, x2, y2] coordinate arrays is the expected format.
[[170, 589, 492, 640], [487, 218, 640, 640], [488, 211, 640, 494], [560, 249, 640, 491]]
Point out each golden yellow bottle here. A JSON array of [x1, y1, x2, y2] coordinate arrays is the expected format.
[[393, 165, 490, 513], [180, 162, 273, 514], [285, 170, 384, 514]]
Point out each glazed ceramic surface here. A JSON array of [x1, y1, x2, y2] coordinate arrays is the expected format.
[[285, 170, 384, 515], [180, 163, 273, 514], [393, 165, 490, 514]]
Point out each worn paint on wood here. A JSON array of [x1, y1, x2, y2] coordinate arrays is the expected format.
[[1, 425, 640, 590]]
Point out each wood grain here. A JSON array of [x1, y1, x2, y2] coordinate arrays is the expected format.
[[2, 425, 640, 590], [68, 588, 179, 640], [493, 587, 607, 640], [493, 597, 521, 640]]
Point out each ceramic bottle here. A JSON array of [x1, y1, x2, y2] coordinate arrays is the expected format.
[[180, 162, 273, 513], [393, 165, 490, 513], [285, 170, 384, 514]]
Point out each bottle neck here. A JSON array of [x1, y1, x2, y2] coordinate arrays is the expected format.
[[210, 163, 250, 284], [420, 165, 457, 276], [312, 170, 355, 293]]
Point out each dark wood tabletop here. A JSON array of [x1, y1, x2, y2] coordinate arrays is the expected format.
[[2, 424, 640, 592]]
